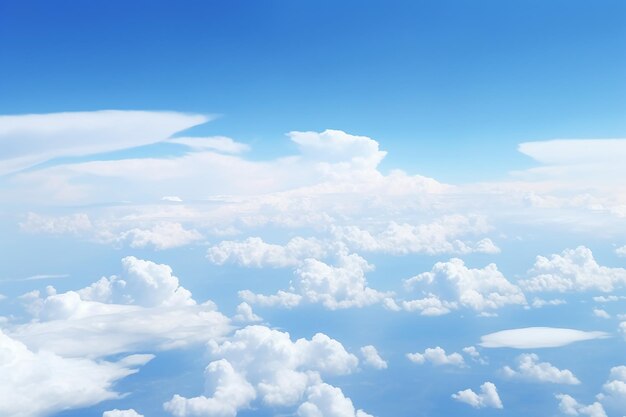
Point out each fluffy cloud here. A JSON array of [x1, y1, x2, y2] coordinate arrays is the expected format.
[[10, 257, 230, 357], [404, 258, 526, 313], [480, 327, 609, 349], [0, 110, 208, 175], [332, 215, 499, 255], [232, 302, 262, 323], [520, 246, 626, 293], [556, 394, 607, 417], [103, 410, 145, 417], [207, 237, 328, 268], [616, 245, 626, 257], [0, 329, 153, 417], [597, 365, 626, 410], [241, 251, 390, 310], [406, 347, 464, 367], [163, 325, 371, 417], [452, 382, 502, 409], [502, 354, 580, 384], [530, 297, 567, 308], [360, 345, 387, 370]]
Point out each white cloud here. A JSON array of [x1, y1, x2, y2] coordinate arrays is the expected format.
[[232, 302, 262, 323], [103, 410, 145, 417], [452, 382, 502, 409], [531, 297, 567, 308], [120, 222, 203, 250], [593, 309, 611, 319], [520, 246, 626, 293], [0, 110, 208, 175], [164, 325, 371, 417], [597, 365, 626, 411], [556, 394, 607, 417], [207, 237, 328, 268], [407, 346, 464, 367], [0, 329, 153, 417], [616, 245, 626, 257], [162, 195, 183, 202], [404, 258, 526, 312], [168, 136, 250, 154], [10, 257, 230, 358], [332, 215, 499, 255], [242, 251, 391, 310], [360, 345, 387, 370], [502, 353, 580, 384], [593, 295, 626, 302], [462, 346, 486, 364], [395, 294, 456, 316], [480, 327, 609, 349]]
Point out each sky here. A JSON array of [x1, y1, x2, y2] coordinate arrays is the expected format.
[[1, 1, 626, 417]]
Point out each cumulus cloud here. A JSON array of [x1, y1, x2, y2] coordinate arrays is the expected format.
[[120, 223, 203, 250], [163, 325, 371, 417], [520, 246, 626, 293], [530, 297, 567, 308], [207, 237, 328, 268], [616, 245, 626, 257], [10, 257, 230, 357], [593, 309, 611, 319], [452, 382, 502, 409], [232, 302, 262, 323], [360, 345, 387, 369], [0, 110, 208, 175], [404, 258, 526, 313], [502, 353, 580, 384], [0, 329, 153, 417], [480, 327, 609, 349], [406, 347, 464, 367], [241, 251, 391, 310], [556, 394, 607, 417]]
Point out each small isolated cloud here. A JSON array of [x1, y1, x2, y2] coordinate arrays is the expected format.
[[360, 345, 387, 370], [168, 136, 250, 154], [556, 394, 607, 417], [452, 382, 503, 409], [103, 410, 145, 417], [593, 309, 611, 319], [162, 196, 183, 202], [521, 246, 626, 293], [462, 346, 487, 364], [232, 302, 262, 323], [404, 258, 526, 313], [407, 347, 464, 367], [480, 327, 609, 349], [502, 353, 580, 384], [615, 245, 626, 257], [530, 297, 566, 308]]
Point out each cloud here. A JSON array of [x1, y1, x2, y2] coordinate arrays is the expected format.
[[168, 136, 250, 154], [406, 347, 464, 367], [207, 237, 328, 268], [530, 297, 567, 308], [615, 245, 626, 257], [0, 110, 208, 175], [452, 382, 503, 409], [360, 345, 387, 370], [10, 257, 230, 357], [163, 325, 371, 417], [593, 309, 611, 319], [480, 327, 609, 349], [520, 246, 626, 293], [0, 329, 153, 417], [462, 346, 487, 364], [103, 410, 145, 417], [404, 258, 526, 313], [120, 222, 203, 250], [502, 353, 580, 384], [556, 394, 607, 417], [232, 302, 262, 323]]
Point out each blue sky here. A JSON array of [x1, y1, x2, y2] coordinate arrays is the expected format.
[[1, 2, 626, 417]]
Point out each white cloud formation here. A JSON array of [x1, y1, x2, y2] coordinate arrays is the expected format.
[[530, 297, 567, 308], [0, 329, 153, 417], [163, 325, 371, 417], [480, 327, 609, 349], [0, 110, 208, 175], [406, 347, 464, 367], [520, 246, 626, 293], [10, 257, 230, 357], [207, 237, 328, 268], [593, 309, 611, 319], [168, 136, 250, 154], [103, 410, 145, 417], [556, 394, 607, 417], [120, 222, 203, 250], [462, 346, 486, 364], [502, 353, 580, 384], [360, 345, 387, 370], [232, 302, 262, 323], [452, 382, 503, 409], [404, 258, 526, 313], [615, 245, 626, 257]]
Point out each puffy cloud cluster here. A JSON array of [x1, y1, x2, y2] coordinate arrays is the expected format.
[[556, 394, 607, 417], [452, 382, 503, 409], [403, 258, 526, 314], [10, 257, 230, 358], [521, 246, 626, 293], [163, 325, 372, 417], [406, 347, 464, 367], [360, 345, 387, 369], [240, 251, 391, 310], [502, 354, 580, 384], [0, 329, 153, 417]]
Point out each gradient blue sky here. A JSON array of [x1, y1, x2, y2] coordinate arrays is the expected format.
[[1, 2, 626, 417]]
